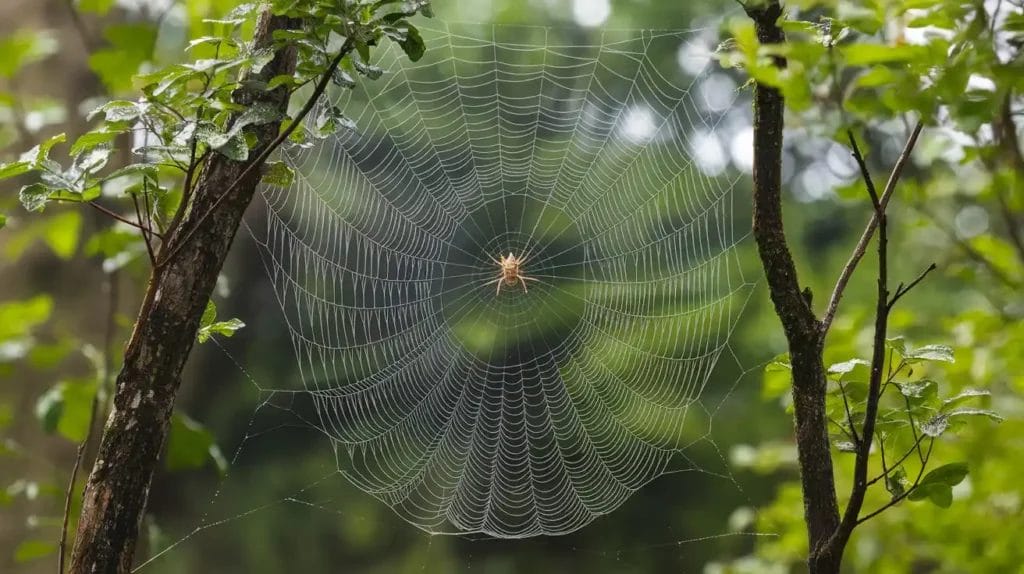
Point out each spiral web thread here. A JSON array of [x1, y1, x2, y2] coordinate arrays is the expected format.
[[247, 22, 754, 539]]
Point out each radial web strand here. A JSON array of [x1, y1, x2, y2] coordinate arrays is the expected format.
[[248, 22, 754, 538]]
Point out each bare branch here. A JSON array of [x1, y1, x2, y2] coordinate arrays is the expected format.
[[889, 263, 937, 308], [821, 122, 924, 333], [837, 380, 861, 445], [865, 432, 927, 488], [53, 200, 165, 239], [131, 193, 157, 266]]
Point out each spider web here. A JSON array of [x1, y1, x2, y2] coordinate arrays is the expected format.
[[235, 21, 754, 539]]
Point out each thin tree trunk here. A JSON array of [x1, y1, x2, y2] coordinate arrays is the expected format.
[[68, 12, 299, 573], [744, 3, 842, 571]]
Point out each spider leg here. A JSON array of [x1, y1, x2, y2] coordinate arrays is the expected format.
[[496, 280, 503, 296], [519, 277, 528, 292]]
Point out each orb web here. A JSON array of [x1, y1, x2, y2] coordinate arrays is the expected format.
[[250, 22, 753, 538]]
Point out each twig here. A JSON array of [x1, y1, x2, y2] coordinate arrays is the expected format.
[[857, 437, 935, 525], [158, 40, 354, 269], [889, 263, 937, 308], [58, 272, 118, 572], [164, 141, 201, 240], [131, 193, 157, 266], [995, 93, 1024, 266], [828, 416, 858, 444], [865, 431, 927, 488], [837, 380, 861, 445], [877, 436, 889, 481], [821, 122, 924, 333], [52, 200, 164, 238], [826, 127, 900, 555]]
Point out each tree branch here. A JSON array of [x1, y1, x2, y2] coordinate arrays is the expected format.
[[857, 438, 935, 525], [865, 431, 927, 488], [67, 13, 300, 573], [821, 122, 924, 333], [889, 263, 937, 308], [832, 130, 891, 548], [994, 92, 1024, 266], [743, 3, 842, 571]]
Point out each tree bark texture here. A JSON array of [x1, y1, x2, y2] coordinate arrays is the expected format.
[[744, 3, 843, 572], [68, 12, 299, 573]]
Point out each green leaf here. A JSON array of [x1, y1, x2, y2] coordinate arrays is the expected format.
[[841, 43, 927, 66], [42, 211, 83, 259], [71, 130, 121, 157], [946, 408, 1004, 423], [827, 358, 870, 376], [941, 388, 989, 410], [56, 380, 98, 442], [919, 462, 969, 488], [895, 380, 937, 401], [398, 24, 426, 62], [21, 132, 67, 167], [14, 540, 57, 563], [166, 414, 225, 473], [886, 466, 907, 497], [19, 183, 51, 212], [354, 60, 384, 80], [908, 482, 953, 507], [212, 134, 249, 161], [314, 106, 356, 138], [89, 24, 159, 93], [0, 30, 58, 78], [0, 295, 52, 341], [76, 146, 113, 174], [233, 101, 284, 132], [262, 162, 295, 187], [356, 40, 371, 64], [89, 100, 144, 122], [77, 0, 115, 13], [0, 214, 6, 230], [885, 336, 906, 355], [207, 319, 245, 340], [920, 414, 949, 437], [34, 380, 97, 442], [201, 300, 217, 328], [198, 318, 245, 343], [34, 385, 64, 433], [0, 161, 32, 180], [330, 67, 356, 88], [904, 344, 954, 363]]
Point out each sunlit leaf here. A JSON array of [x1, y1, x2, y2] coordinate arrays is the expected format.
[[14, 540, 56, 563]]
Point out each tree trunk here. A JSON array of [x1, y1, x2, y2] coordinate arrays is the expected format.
[[744, 2, 843, 572], [68, 12, 299, 573]]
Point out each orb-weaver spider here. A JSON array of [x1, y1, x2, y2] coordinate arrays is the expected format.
[[488, 252, 538, 295]]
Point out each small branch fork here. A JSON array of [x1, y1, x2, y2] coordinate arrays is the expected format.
[[820, 122, 924, 333], [823, 129, 937, 559], [741, 3, 936, 570]]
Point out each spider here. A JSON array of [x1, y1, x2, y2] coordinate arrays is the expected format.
[[488, 252, 538, 295]]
